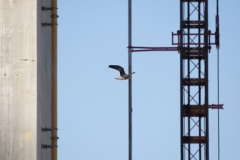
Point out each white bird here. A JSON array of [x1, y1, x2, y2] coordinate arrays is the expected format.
[[109, 65, 135, 80]]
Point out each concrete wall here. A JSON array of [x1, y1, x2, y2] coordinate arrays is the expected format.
[[0, 0, 53, 159]]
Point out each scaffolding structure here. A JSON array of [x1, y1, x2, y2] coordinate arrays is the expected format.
[[177, 1, 222, 160], [128, 0, 222, 160], [179, 1, 210, 159]]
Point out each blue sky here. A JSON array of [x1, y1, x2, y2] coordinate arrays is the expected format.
[[58, 1, 240, 159]]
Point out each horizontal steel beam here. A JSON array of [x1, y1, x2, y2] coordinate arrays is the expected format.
[[128, 46, 178, 52]]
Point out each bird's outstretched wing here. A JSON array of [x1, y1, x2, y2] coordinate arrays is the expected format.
[[109, 65, 126, 76]]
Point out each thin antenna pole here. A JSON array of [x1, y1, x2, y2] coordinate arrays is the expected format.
[[216, 1, 220, 160], [217, 47, 220, 160], [128, 0, 132, 160]]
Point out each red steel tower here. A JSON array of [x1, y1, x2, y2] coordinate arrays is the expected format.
[[128, 0, 222, 160]]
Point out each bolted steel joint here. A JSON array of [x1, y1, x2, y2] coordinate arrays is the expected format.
[[42, 127, 58, 132], [51, 136, 59, 140], [51, 14, 59, 18], [42, 144, 58, 150], [42, 6, 58, 11], [42, 22, 52, 27]]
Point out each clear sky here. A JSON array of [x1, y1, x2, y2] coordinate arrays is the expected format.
[[58, 1, 240, 159]]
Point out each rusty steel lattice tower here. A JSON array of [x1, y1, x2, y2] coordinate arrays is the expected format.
[[179, 0, 210, 160], [129, 0, 222, 160]]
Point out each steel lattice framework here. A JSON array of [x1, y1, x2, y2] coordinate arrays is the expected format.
[[179, 0, 209, 160], [128, 0, 222, 160]]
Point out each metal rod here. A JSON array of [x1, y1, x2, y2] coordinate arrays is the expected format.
[[129, 46, 178, 52], [180, 1, 183, 160], [52, 0, 58, 159], [205, 1, 209, 160], [217, 42, 220, 160], [198, 2, 202, 160], [187, 2, 191, 160], [128, 0, 132, 160]]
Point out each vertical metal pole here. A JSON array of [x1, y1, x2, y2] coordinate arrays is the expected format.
[[52, 0, 58, 159], [198, 2, 202, 160], [205, 1, 209, 160], [180, 1, 183, 160], [128, 0, 132, 160], [187, 2, 191, 160]]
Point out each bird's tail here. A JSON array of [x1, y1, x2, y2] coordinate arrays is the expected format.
[[114, 77, 124, 80], [130, 72, 135, 75]]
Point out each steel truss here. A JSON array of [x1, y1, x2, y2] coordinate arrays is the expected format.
[[128, 1, 222, 160], [179, 0, 209, 160]]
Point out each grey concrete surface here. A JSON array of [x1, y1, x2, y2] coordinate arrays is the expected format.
[[0, 0, 53, 159]]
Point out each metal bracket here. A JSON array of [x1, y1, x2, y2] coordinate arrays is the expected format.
[[42, 22, 52, 27], [42, 6, 58, 11], [51, 136, 59, 140], [42, 144, 58, 150], [51, 14, 59, 18], [172, 30, 216, 53], [215, 15, 220, 48], [42, 22, 58, 26], [41, 127, 58, 132]]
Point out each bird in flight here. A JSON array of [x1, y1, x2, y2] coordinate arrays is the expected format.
[[109, 65, 135, 80]]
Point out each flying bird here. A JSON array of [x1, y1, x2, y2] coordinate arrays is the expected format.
[[109, 65, 135, 80]]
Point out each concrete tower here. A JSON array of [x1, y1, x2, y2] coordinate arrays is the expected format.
[[0, 0, 58, 160]]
